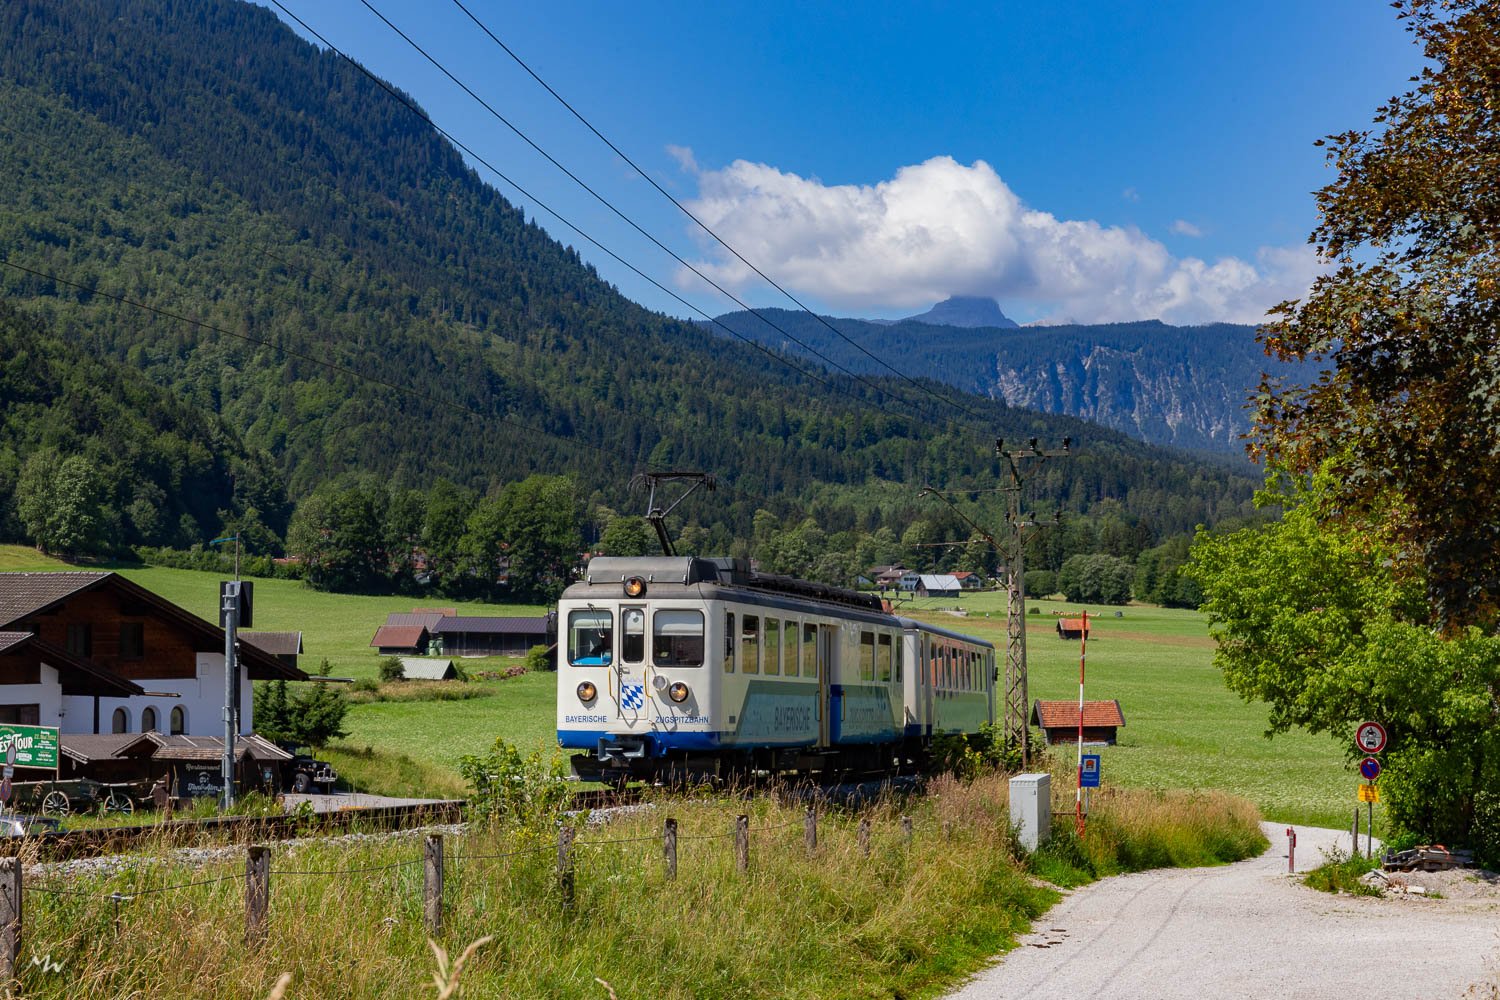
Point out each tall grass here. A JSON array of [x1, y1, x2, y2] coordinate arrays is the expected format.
[[15, 775, 1264, 999]]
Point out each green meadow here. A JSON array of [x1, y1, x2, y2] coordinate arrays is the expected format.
[[897, 591, 1354, 828], [1, 546, 1360, 827]]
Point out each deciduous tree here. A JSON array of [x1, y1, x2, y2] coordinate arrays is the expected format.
[[1253, 0, 1500, 631]]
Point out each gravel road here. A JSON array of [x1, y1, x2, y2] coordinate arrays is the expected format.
[[947, 823, 1500, 1000]]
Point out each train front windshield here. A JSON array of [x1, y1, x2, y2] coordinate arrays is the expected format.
[[569, 609, 613, 666]]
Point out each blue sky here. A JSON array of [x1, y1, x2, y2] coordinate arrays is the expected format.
[[264, 1, 1417, 326]]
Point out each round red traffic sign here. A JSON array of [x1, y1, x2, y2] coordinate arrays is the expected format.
[[1359, 756, 1382, 781], [1355, 721, 1387, 754]]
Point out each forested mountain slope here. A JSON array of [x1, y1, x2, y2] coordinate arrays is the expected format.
[[0, 0, 1258, 556], [710, 307, 1295, 454], [0, 299, 277, 548]]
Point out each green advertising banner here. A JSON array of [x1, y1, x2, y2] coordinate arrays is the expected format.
[[0, 725, 60, 770]]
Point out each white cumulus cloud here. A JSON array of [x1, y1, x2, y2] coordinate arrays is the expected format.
[[1171, 219, 1204, 238], [676, 154, 1319, 326]]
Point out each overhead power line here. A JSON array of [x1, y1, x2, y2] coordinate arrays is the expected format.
[[268, 0, 944, 417], [345, 0, 917, 412], [446, 0, 986, 421]]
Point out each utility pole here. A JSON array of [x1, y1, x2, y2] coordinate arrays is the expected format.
[[996, 437, 1071, 765], [220, 580, 240, 810], [212, 533, 243, 810]]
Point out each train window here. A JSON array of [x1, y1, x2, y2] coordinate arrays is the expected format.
[[741, 615, 760, 674], [653, 610, 705, 667], [621, 607, 646, 663], [568, 610, 613, 666], [801, 623, 817, 676], [764, 618, 781, 675], [895, 640, 904, 683], [860, 631, 875, 681], [724, 612, 735, 672], [783, 620, 798, 677], [877, 634, 892, 683]]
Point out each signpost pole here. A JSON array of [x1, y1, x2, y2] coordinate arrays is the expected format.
[[221, 581, 239, 810], [1076, 610, 1087, 837]]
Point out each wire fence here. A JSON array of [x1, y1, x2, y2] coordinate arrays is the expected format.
[[0, 803, 928, 980]]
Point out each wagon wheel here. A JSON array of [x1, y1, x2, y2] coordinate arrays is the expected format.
[[105, 791, 134, 815], [41, 790, 70, 817]]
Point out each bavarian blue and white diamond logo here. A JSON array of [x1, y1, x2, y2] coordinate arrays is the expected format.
[[621, 682, 645, 710]]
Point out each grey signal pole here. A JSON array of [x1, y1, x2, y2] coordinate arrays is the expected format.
[[221, 581, 239, 809]]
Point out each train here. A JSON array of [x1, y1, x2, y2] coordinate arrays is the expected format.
[[556, 555, 995, 784]]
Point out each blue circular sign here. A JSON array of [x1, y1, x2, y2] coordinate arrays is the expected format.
[[1359, 756, 1382, 780]]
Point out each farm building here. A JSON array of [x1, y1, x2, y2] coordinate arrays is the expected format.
[[868, 566, 909, 590], [369, 624, 431, 655], [434, 615, 553, 657], [371, 608, 555, 657], [951, 572, 985, 591], [1030, 700, 1126, 746], [399, 657, 458, 680], [0, 571, 306, 745], [1056, 617, 1091, 640], [241, 630, 303, 671], [916, 574, 962, 598]]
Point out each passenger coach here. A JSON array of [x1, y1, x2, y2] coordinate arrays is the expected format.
[[557, 556, 994, 784]]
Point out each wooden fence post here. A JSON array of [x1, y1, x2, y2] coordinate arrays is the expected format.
[[901, 815, 913, 847], [0, 857, 20, 992], [557, 826, 575, 909], [804, 806, 817, 855], [663, 818, 678, 881], [245, 845, 269, 946], [424, 834, 443, 937], [858, 817, 871, 858], [734, 815, 749, 873]]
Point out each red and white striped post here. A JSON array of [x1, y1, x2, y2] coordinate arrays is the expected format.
[[1076, 610, 1088, 836]]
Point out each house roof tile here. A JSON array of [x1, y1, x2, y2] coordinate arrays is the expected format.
[[384, 612, 447, 630], [0, 572, 111, 626], [433, 616, 550, 635], [1030, 700, 1126, 729], [240, 631, 303, 656], [0, 572, 304, 682], [146, 733, 292, 762], [370, 625, 429, 648]]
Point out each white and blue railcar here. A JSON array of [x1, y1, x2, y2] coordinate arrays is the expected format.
[[557, 556, 994, 783]]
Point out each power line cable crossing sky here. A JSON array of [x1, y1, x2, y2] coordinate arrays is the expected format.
[[263, 1, 1419, 328]]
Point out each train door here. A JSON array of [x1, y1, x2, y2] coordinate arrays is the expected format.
[[921, 636, 934, 736], [615, 606, 648, 724], [817, 624, 835, 747]]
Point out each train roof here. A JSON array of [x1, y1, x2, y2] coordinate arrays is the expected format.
[[895, 616, 996, 649], [573, 558, 993, 648], [579, 556, 885, 613]]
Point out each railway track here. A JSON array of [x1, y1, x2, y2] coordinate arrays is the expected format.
[[16, 800, 466, 861], [14, 775, 907, 862]]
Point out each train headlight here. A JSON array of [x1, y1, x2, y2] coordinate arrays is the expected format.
[[668, 682, 690, 703], [651, 675, 668, 692], [624, 576, 647, 597], [576, 681, 598, 702]]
